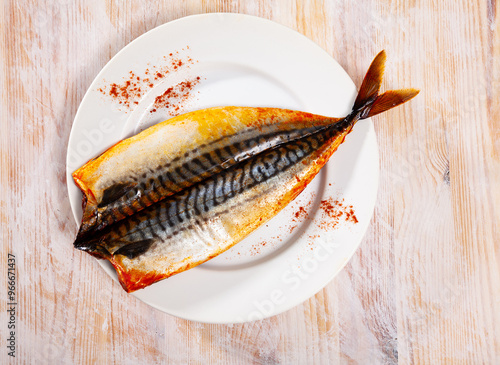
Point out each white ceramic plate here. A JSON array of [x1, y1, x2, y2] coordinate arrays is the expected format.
[[66, 13, 378, 323]]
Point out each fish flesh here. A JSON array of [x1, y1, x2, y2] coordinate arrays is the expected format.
[[73, 51, 418, 292]]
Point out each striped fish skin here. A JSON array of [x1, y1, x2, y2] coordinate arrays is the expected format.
[[75, 119, 351, 292], [73, 50, 419, 292], [73, 107, 341, 240]]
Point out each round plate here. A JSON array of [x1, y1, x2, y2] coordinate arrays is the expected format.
[[66, 13, 378, 323]]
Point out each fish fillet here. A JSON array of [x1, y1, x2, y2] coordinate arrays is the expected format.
[[72, 51, 419, 292]]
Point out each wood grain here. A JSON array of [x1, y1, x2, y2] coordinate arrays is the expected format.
[[1, 0, 499, 364]]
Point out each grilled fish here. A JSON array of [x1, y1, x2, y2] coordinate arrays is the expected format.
[[73, 51, 418, 292]]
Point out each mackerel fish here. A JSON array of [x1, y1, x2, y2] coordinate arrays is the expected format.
[[72, 51, 418, 292]]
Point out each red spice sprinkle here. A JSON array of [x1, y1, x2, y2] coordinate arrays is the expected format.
[[97, 52, 198, 111], [246, 241, 268, 256], [150, 77, 201, 115], [109, 84, 118, 97], [293, 206, 308, 222], [318, 197, 358, 230]]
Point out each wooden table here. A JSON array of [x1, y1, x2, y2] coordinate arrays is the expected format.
[[1, 1, 499, 363]]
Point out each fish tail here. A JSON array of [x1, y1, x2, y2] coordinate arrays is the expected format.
[[352, 50, 419, 119]]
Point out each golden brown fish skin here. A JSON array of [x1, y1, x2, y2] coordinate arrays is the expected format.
[[73, 107, 343, 241], [73, 50, 419, 292]]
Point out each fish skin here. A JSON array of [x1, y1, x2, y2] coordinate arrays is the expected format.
[[73, 50, 419, 292], [73, 107, 342, 240]]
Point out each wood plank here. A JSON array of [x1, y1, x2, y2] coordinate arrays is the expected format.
[[0, 0, 498, 363]]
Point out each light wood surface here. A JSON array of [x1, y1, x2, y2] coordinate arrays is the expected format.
[[1, 0, 499, 364]]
